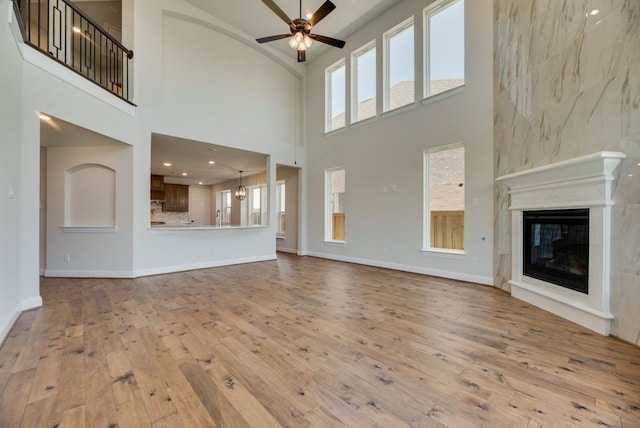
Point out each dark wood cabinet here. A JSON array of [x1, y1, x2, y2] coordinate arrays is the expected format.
[[150, 175, 165, 200], [164, 184, 189, 212]]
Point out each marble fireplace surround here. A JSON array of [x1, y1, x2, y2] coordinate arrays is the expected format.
[[497, 152, 625, 335]]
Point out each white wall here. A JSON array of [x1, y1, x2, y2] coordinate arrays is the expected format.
[[46, 145, 134, 277], [0, 0, 32, 341], [130, 0, 303, 275], [304, 0, 494, 284]]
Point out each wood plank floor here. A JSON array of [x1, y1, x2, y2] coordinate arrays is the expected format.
[[1, 254, 639, 427]]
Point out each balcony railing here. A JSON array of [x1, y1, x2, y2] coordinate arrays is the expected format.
[[14, 0, 134, 103]]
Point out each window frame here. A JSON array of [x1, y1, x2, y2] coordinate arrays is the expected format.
[[324, 166, 346, 243], [423, 0, 466, 100], [247, 184, 267, 226], [383, 16, 415, 113], [423, 143, 465, 254], [350, 40, 377, 124], [325, 58, 347, 133], [220, 189, 231, 224], [276, 180, 286, 236]]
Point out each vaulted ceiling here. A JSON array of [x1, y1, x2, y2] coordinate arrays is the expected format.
[[184, 0, 402, 60]]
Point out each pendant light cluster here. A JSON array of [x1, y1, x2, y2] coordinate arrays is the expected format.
[[235, 170, 247, 201]]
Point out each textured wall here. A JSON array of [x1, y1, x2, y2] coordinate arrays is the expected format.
[[494, 1, 640, 344]]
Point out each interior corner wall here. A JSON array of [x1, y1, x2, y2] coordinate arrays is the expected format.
[[494, 1, 640, 344], [0, 0, 28, 341], [304, 0, 494, 284]]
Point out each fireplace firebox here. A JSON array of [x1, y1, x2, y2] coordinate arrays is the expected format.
[[523, 209, 589, 294]]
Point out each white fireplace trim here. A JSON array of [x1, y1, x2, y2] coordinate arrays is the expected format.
[[496, 151, 625, 335]]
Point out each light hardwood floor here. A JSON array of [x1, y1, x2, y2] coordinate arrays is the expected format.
[[1, 254, 639, 427]]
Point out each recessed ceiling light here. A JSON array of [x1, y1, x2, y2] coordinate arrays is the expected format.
[[209, 160, 215, 165], [628, 174, 634, 177], [39, 114, 51, 121], [182, 172, 188, 176], [198, 181, 203, 185], [590, 9, 599, 16], [163, 162, 172, 167]]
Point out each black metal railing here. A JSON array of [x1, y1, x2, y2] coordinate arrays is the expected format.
[[14, 0, 134, 103]]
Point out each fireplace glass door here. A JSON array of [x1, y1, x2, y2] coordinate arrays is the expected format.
[[523, 209, 589, 293]]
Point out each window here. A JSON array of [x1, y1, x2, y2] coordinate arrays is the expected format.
[[326, 59, 346, 132], [220, 190, 231, 224], [351, 41, 377, 123], [425, 0, 465, 97], [384, 18, 414, 112], [325, 167, 346, 241], [424, 145, 465, 251], [248, 185, 267, 226], [276, 181, 286, 234]]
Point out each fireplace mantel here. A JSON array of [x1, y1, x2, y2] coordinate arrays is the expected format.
[[496, 151, 625, 335]]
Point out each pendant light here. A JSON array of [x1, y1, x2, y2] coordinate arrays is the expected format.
[[235, 170, 247, 201]]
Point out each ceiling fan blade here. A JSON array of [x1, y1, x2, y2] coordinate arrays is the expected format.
[[297, 49, 306, 62], [307, 0, 336, 28], [261, 0, 292, 25], [309, 33, 345, 49], [256, 34, 292, 44]]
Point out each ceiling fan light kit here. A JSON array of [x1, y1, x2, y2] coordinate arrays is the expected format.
[[256, 0, 346, 62]]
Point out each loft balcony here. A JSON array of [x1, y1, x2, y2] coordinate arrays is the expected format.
[[13, 0, 133, 103]]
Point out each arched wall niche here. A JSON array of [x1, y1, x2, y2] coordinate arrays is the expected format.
[[65, 163, 116, 227]]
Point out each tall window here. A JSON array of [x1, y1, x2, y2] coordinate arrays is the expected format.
[[424, 145, 465, 251], [248, 185, 267, 226], [326, 59, 346, 132], [276, 181, 286, 234], [325, 167, 346, 241], [425, 0, 465, 97], [351, 41, 377, 123], [384, 18, 414, 112], [221, 190, 231, 224]]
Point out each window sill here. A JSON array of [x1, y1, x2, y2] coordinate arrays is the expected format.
[[61, 226, 118, 233], [420, 248, 465, 260], [350, 115, 377, 128], [422, 84, 466, 105], [276, 233, 285, 240], [382, 102, 416, 119], [324, 126, 346, 138], [323, 240, 346, 247]]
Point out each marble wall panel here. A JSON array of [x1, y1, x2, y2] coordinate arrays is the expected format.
[[494, 0, 640, 344]]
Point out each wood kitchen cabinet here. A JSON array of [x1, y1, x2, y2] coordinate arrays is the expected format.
[[164, 183, 189, 212], [150, 175, 165, 200]]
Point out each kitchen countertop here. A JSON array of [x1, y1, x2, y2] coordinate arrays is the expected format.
[[148, 224, 269, 232]]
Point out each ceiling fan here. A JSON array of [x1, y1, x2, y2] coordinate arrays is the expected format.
[[256, 0, 346, 62]]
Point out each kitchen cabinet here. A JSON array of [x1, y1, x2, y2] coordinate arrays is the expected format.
[[164, 183, 189, 212], [150, 175, 165, 200]]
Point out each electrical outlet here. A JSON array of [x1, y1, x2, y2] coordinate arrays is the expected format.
[[472, 257, 479, 265], [64, 254, 71, 262], [472, 198, 479, 207]]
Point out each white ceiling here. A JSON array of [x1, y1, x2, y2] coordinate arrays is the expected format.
[[183, 0, 402, 61], [151, 134, 268, 185]]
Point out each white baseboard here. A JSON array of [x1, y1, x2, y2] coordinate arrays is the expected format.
[[306, 251, 494, 286], [276, 247, 298, 254], [133, 255, 277, 277], [0, 303, 21, 345], [0, 296, 43, 345], [45, 270, 135, 278]]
